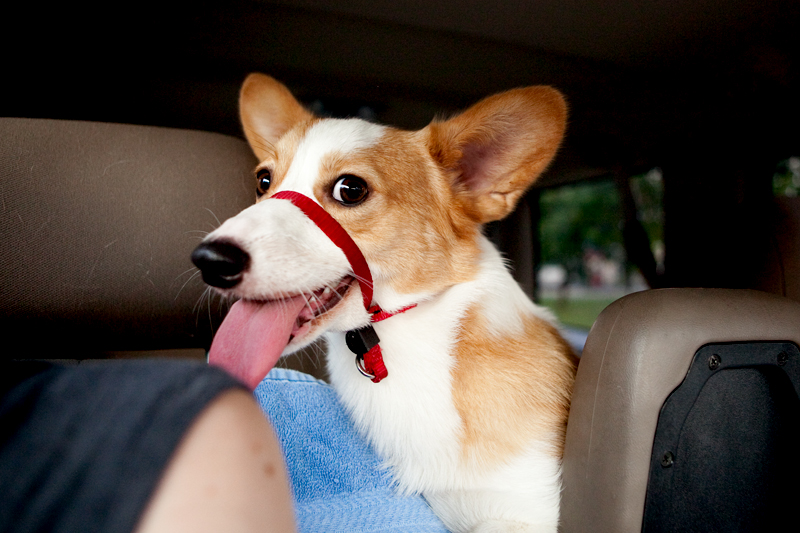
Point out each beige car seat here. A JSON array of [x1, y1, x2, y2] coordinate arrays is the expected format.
[[562, 288, 800, 532], [0, 118, 255, 360]]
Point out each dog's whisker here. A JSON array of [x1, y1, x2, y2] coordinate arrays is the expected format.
[[351, 273, 374, 290], [193, 285, 213, 317], [174, 269, 203, 301], [204, 208, 222, 229], [192, 286, 213, 333], [207, 290, 216, 333], [174, 266, 200, 282]]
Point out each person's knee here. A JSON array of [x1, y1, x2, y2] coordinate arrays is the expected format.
[[135, 389, 296, 533]]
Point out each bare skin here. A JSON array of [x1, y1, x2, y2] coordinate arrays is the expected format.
[[135, 390, 297, 533]]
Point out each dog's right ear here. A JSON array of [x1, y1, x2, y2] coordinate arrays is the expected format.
[[239, 73, 314, 161], [426, 86, 567, 224]]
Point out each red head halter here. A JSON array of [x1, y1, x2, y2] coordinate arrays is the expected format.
[[272, 190, 415, 383]]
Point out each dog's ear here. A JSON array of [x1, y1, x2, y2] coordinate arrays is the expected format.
[[239, 73, 314, 161], [426, 87, 567, 223]]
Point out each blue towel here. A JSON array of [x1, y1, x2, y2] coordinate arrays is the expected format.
[[254, 368, 449, 533]]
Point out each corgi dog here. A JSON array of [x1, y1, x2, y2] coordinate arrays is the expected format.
[[192, 73, 576, 532]]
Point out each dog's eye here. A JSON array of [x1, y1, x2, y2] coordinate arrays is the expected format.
[[256, 168, 272, 197], [332, 175, 369, 206]]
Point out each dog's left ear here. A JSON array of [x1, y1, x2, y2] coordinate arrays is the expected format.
[[426, 87, 567, 223], [239, 73, 314, 161]]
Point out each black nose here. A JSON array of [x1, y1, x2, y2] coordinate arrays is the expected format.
[[191, 240, 250, 289]]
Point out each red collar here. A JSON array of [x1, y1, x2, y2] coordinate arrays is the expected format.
[[272, 191, 415, 383], [369, 303, 417, 323]]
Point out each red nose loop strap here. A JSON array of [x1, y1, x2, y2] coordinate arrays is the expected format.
[[273, 191, 373, 309]]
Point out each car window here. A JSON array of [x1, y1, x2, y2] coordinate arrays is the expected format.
[[537, 169, 664, 330]]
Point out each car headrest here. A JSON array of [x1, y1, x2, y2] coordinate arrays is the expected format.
[[561, 288, 800, 532], [0, 118, 256, 358]]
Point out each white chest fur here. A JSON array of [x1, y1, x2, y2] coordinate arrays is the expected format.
[[323, 238, 563, 514], [324, 277, 468, 495]]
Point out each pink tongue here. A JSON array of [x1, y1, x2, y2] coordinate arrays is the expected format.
[[208, 296, 306, 390]]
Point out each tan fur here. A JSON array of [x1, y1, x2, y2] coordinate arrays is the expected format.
[[240, 74, 314, 160], [453, 307, 577, 465], [427, 87, 567, 223], [313, 128, 482, 296], [252, 119, 320, 203]]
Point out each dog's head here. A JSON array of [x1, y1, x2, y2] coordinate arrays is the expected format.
[[192, 74, 566, 383]]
